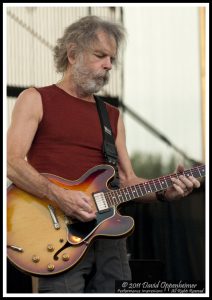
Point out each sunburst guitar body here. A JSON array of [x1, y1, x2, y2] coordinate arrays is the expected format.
[[7, 165, 134, 276], [7, 163, 205, 277]]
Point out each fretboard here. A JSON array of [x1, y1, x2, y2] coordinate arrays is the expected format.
[[104, 164, 205, 207]]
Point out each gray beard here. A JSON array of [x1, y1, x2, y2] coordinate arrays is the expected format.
[[72, 61, 110, 95]]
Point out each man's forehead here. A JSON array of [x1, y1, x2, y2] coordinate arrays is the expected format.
[[92, 31, 117, 55]]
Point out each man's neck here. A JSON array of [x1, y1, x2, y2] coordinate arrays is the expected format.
[[56, 79, 95, 103]]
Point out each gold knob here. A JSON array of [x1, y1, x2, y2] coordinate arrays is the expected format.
[[47, 244, 55, 252], [62, 253, 70, 261], [47, 263, 55, 271], [32, 255, 40, 263]]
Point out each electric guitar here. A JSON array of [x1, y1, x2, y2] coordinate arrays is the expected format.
[[7, 164, 205, 276]]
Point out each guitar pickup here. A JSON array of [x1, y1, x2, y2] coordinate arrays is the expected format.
[[93, 192, 109, 212]]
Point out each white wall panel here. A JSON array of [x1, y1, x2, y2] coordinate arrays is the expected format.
[[7, 6, 123, 97]]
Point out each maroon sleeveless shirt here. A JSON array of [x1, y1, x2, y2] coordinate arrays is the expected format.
[[27, 84, 119, 180]]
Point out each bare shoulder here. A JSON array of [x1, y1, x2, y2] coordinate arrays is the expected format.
[[116, 113, 127, 149], [117, 112, 125, 132], [16, 87, 41, 105], [12, 87, 43, 122]]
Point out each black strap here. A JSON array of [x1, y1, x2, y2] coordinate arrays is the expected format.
[[94, 96, 120, 188]]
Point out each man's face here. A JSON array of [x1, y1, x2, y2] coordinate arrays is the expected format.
[[72, 31, 117, 95]]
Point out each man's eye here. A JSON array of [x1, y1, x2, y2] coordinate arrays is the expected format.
[[94, 53, 116, 64], [95, 54, 104, 58]]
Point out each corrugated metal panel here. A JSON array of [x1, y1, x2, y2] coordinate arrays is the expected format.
[[6, 6, 123, 91], [7, 97, 16, 128], [7, 6, 124, 126]]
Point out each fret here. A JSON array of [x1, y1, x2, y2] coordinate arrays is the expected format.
[[133, 185, 141, 198], [135, 186, 140, 197], [129, 186, 135, 199], [192, 167, 201, 178], [198, 165, 205, 176], [118, 190, 125, 203], [144, 182, 152, 193], [153, 179, 162, 191], [115, 190, 122, 204], [121, 188, 129, 202], [168, 174, 176, 188], [149, 180, 157, 193], [124, 187, 131, 201], [128, 186, 134, 199], [142, 183, 148, 194], [111, 191, 118, 206], [176, 172, 188, 180], [165, 175, 172, 188], [159, 176, 169, 189], [114, 190, 120, 204], [106, 192, 112, 206], [122, 187, 131, 201], [127, 187, 132, 198], [130, 186, 139, 198], [184, 169, 193, 177], [138, 184, 145, 196], [105, 193, 112, 207], [101, 164, 205, 207]]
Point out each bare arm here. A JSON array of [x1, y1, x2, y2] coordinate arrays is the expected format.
[[7, 88, 47, 195], [115, 114, 200, 202], [7, 88, 96, 221]]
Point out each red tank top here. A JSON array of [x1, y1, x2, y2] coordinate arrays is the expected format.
[[27, 84, 119, 180]]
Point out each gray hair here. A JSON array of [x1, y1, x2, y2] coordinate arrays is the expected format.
[[53, 15, 126, 73]]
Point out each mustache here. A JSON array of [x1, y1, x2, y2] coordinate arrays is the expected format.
[[95, 71, 110, 82]]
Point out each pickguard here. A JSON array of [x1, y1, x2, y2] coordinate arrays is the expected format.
[[67, 207, 114, 244]]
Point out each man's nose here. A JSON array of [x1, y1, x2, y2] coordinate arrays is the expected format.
[[103, 56, 112, 70]]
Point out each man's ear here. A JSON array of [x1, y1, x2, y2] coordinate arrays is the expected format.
[[67, 43, 77, 64]]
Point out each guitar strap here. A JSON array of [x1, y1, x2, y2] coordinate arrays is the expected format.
[[94, 95, 120, 188]]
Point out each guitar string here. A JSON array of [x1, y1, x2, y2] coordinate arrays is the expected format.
[[104, 165, 205, 207]]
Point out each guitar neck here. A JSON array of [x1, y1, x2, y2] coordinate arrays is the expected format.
[[104, 164, 205, 207]]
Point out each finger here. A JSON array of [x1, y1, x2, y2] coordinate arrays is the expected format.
[[178, 175, 194, 190], [81, 195, 91, 204], [79, 203, 93, 213], [178, 175, 200, 192], [188, 176, 201, 188], [172, 183, 185, 196], [78, 196, 93, 213], [171, 177, 187, 191]]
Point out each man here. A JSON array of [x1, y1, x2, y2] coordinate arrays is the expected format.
[[7, 15, 200, 293]]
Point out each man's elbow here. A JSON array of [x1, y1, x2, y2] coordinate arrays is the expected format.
[[7, 157, 16, 182], [7, 155, 21, 182]]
